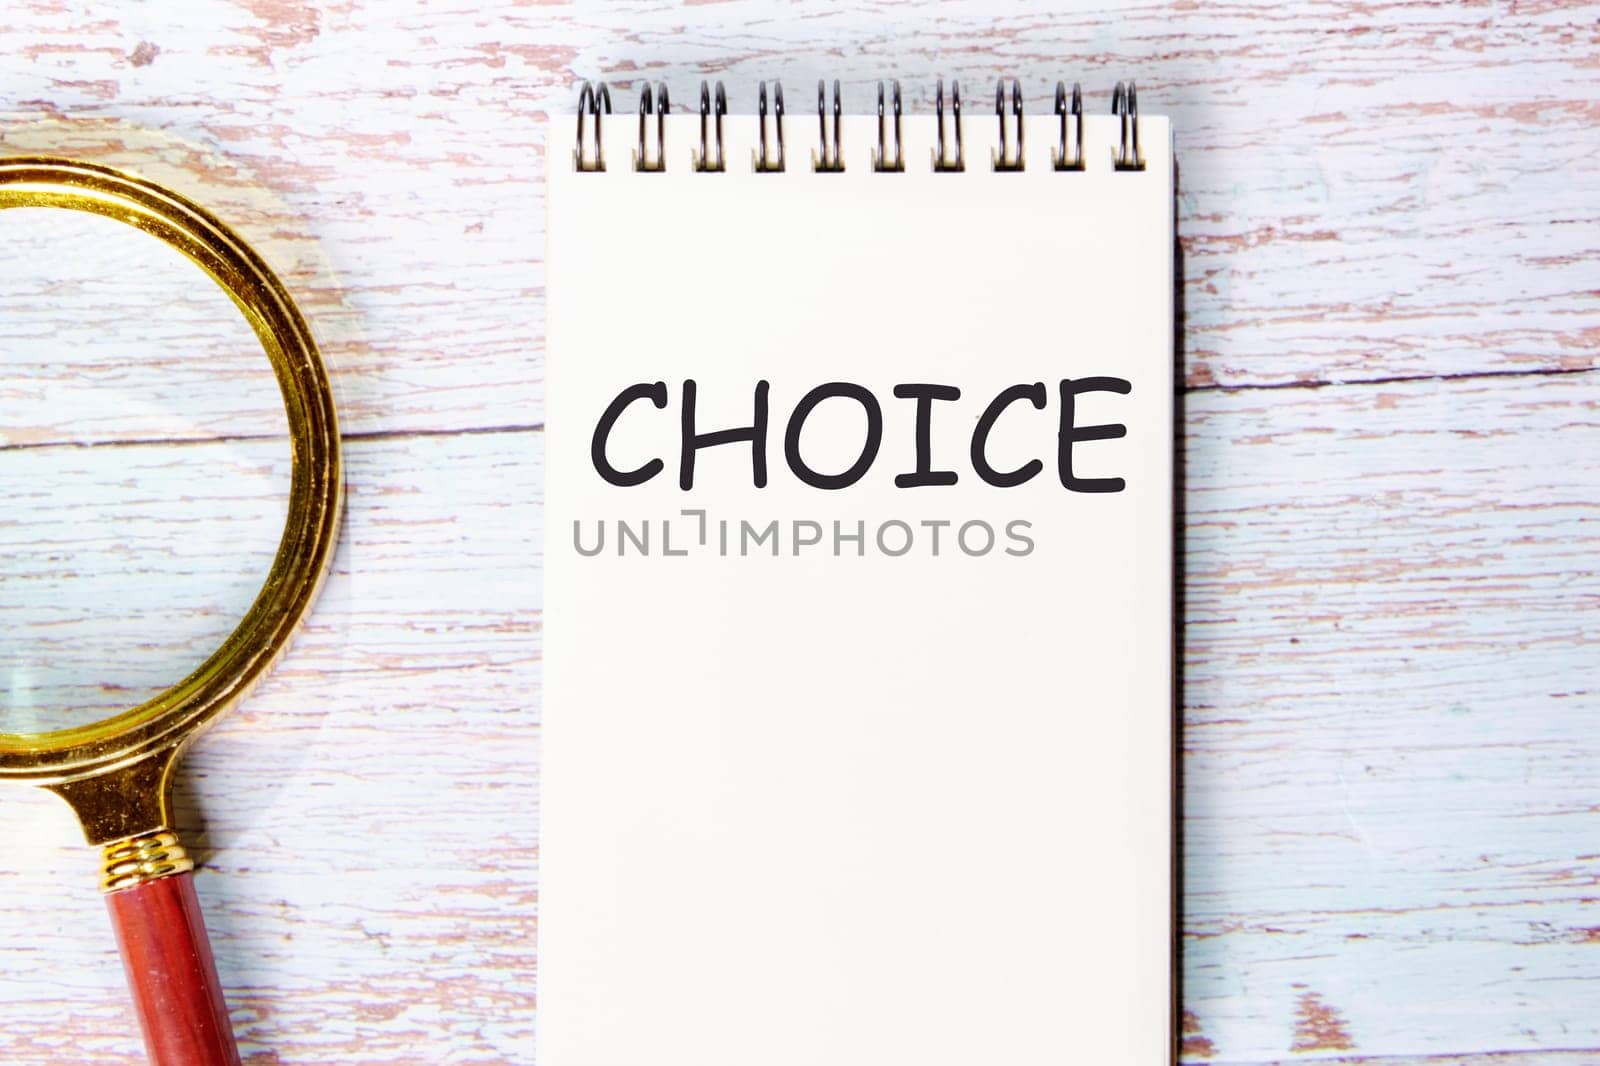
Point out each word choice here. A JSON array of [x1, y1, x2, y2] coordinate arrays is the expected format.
[[591, 379, 1133, 492], [574, 513, 1036, 558]]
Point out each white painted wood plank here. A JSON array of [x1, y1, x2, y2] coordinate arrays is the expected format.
[[1, 430, 540, 1064], [2, 368, 1596, 1062], [1201, 1056, 1600, 1066], [0, 431, 290, 732], [1, 1, 1594, 447], [1179, 371, 1600, 1060], [1, 2, 1597, 1063]]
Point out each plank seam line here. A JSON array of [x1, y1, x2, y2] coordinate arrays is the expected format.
[[0, 422, 547, 455], [1198, 1048, 1600, 1066], [1184, 363, 1598, 395], [3, 361, 1595, 456]]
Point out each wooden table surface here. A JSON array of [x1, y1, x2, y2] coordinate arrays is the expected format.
[[1, 2, 1596, 1063]]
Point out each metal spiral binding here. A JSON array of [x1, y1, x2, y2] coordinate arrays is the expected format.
[[695, 81, 727, 172], [755, 81, 785, 172], [933, 79, 963, 172], [574, 78, 1153, 174], [635, 82, 669, 172], [873, 80, 904, 173], [574, 81, 611, 172], [993, 79, 1024, 171], [813, 79, 844, 173], [1053, 81, 1084, 171], [1112, 80, 1145, 171]]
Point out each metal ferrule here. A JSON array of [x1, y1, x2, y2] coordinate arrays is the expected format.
[[100, 831, 194, 894]]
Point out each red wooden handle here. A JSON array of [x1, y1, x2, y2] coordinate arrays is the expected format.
[[105, 871, 242, 1066]]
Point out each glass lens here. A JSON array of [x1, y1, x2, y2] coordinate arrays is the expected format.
[[1, 206, 291, 736]]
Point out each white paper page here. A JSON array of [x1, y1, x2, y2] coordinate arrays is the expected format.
[[545, 107, 1174, 1066]]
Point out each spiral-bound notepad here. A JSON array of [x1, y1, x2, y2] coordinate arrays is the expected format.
[[544, 79, 1174, 1066]]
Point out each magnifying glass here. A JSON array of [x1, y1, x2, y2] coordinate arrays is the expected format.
[[0, 158, 341, 1064]]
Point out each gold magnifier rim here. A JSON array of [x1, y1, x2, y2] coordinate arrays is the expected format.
[[0, 157, 342, 783]]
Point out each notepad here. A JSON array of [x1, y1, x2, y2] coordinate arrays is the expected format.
[[543, 79, 1174, 1066]]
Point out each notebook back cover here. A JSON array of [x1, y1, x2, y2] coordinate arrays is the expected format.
[[544, 112, 1174, 1066]]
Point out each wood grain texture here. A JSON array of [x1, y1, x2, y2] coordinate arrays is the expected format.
[[1181, 373, 1600, 1061], [105, 871, 242, 1066], [2, 432, 540, 1064], [0, 1, 1596, 1063]]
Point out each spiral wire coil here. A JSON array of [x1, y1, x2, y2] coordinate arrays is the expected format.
[[1054, 81, 1085, 171], [575, 78, 1145, 174], [574, 81, 612, 172], [873, 80, 905, 173], [694, 80, 728, 172], [635, 82, 669, 172], [933, 80, 964, 172], [1112, 80, 1145, 171], [814, 79, 845, 173], [992, 79, 1025, 172], [755, 81, 785, 172]]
